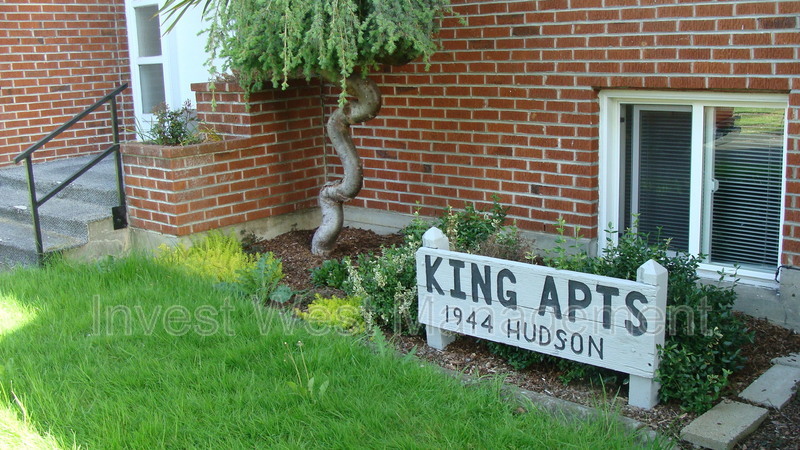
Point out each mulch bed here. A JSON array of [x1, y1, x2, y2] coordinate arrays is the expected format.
[[247, 227, 800, 448]]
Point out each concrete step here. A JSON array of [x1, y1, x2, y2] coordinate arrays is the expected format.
[[0, 155, 120, 208], [771, 352, 800, 368], [0, 187, 115, 242], [0, 154, 121, 267], [0, 216, 83, 267], [739, 363, 800, 409], [680, 400, 768, 450]]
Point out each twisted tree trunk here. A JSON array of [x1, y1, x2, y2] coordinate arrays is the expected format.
[[311, 76, 382, 256]]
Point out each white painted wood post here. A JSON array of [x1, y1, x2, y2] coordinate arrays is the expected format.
[[628, 259, 668, 409], [421, 227, 456, 350]]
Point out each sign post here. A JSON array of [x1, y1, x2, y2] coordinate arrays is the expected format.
[[416, 227, 668, 409]]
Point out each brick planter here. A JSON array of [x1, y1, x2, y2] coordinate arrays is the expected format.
[[121, 81, 327, 237]]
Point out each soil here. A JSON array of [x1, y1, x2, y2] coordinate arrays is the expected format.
[[248, 227, 800, 448]]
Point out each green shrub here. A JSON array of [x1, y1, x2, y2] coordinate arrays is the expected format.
[[136, 100, 217, 146], [478, 226, 531, 262], [155, 230, 258, 283], [341, 200, 525, 335], [344, 243, 420, 335], [296, 294, 365, 335], [310, 258, 350, 289], [438, 197, 509, 253], [220, 252, 287, 303], [491, 218, 751, 413]]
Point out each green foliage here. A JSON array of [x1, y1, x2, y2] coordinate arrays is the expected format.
[[512, 218, 753, 413], [536, 217, 592, 272], [656, 332, 733, 413], [296, 294, 366, 335], [218, 252, 287, 303], [310, 258, 350, 289], [478, 226, 531, 262], [485, 341, 622, 386], [344, 243, 420, 335], [283, 341, 330, 403], [173, 0, 453, 103], [342, 200, 522, 335], [269, 283, 297, 304], [155, 230, 258, 283], [485, 341, 550, 370], [438, 197, 509, 253], [136, 100, 215, 146]]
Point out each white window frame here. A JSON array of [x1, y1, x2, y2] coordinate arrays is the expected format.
[[125, 0, 170, 128], [125, 0, 213, 134], [598, 90, 789, 284]]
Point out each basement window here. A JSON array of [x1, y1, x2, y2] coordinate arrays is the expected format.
[[599, 90, 788, 282]]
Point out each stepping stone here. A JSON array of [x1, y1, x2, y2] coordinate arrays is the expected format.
[[771, 352, 800, 369], [680, 400, 768, 450], [739, 364, 800, 409]]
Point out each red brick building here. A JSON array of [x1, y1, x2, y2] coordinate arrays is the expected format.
[[2, 1, 799, 305], [0, 0, 135, 166]]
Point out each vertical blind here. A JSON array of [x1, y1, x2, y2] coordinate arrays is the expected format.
[[631, 109, 693, 252], [709, 108, 784, 268], [623, 105, 785, 271]]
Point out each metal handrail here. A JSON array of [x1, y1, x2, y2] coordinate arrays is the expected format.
[[13, 83, 129, 264]]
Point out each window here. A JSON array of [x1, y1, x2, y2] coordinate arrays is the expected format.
[[599, 91, 788, 281], [134, 4, 166, 114]]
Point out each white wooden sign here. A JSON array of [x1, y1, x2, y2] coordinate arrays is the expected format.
[[416, 227, 667, 409]]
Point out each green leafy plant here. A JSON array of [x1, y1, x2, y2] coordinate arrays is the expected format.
[[310, 258, 350, 289], [478, 225, 531, 262], [534, 217, 592, 272], [283, 341, 329, 404], [438, 196, 509, 253], [296, 294, 366, 335], [136, 100, 217, 146], [218, 252, 287, 303], [500, 218, 753, 412], [344, 243, 420, 335], [155, 230, 258, 283], [341, 200, 525, 335], [269, 284, 297, 304], [163, 0, 455, 103]]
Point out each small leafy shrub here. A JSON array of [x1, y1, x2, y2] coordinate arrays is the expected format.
[[486, 341, 550, 370], [344, 243, 420, 335], [310, 258, 350, 289], [341, 200, 528, 335], [438, 197, 509, 253], [137, 100, 218, 146], [219, 252, 287, 303], [504, 218, 752, 412], [296, 294, 365, 335], [155, 231, 257, 283], [478, 226, 531, 262], [535, 217, 592, 272]]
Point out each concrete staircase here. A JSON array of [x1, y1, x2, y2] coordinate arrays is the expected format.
[[0, 155, 124, 269]]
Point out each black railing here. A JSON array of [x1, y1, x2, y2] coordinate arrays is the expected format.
[[13, 83, 129, 264]]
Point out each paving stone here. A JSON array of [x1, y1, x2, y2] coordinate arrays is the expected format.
[[680, 400, 768, 450], [772, 352, 800, 369], [739, 364, 800, 409]]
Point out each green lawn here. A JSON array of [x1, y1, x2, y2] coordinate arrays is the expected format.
[[0, 256, 659, 448]]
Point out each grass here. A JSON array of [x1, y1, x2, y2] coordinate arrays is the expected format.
[[0, 255, 660, 448]]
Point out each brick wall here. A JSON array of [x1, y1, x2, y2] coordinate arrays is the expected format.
[[0, 0, 134, 168], [121, 82, 325, 236], [341, 0, 799, 264]]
